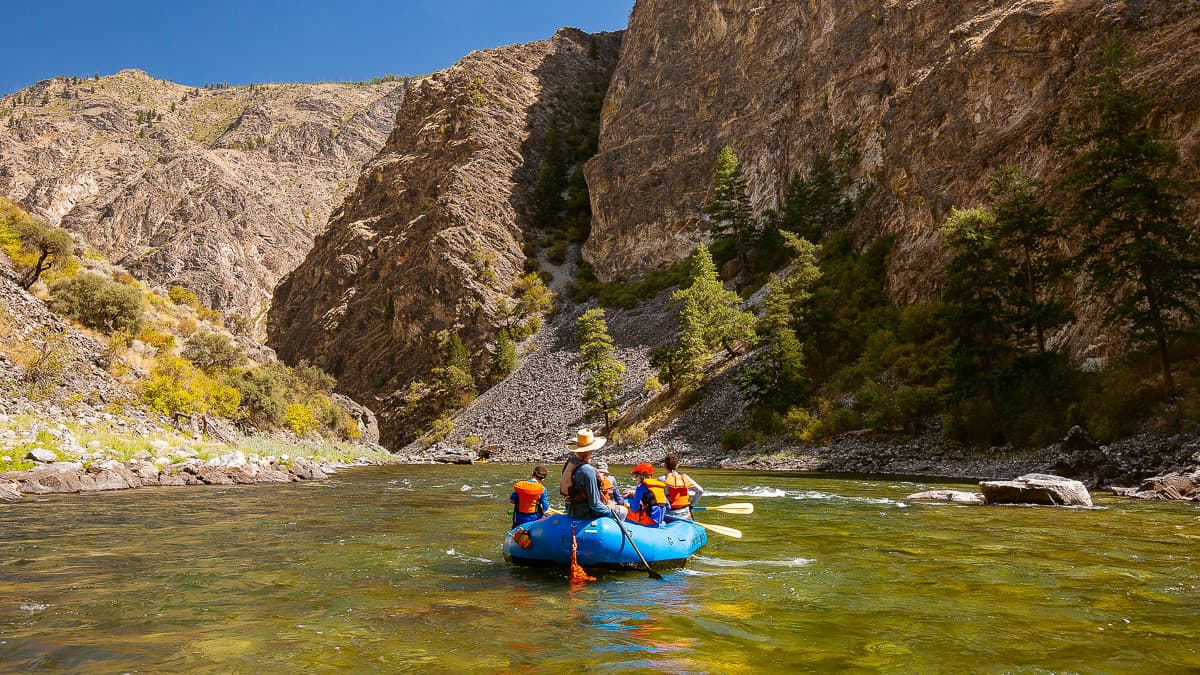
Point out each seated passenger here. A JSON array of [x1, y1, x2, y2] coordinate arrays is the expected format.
[[510, 465, 550, 528], [593, 461, 628, 520], [661, 453, 704, 520], [625, 462, 668, 527]]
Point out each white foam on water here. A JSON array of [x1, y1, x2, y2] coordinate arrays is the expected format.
[[678, 568, 717, 577], [19, 604, 48, 612], [459, 484, 472, 492], [445, 548, 456, 555], [705, 487, 787, 498], [693, 555, 811, 568]]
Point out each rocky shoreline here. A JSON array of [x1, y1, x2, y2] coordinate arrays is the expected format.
[[0, 449, 397, 503]]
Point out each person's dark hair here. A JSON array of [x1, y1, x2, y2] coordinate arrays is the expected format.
[[664, 453, 680, 471], [532, 466, 548, 480]]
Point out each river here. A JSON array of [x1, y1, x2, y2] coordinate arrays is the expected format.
[[1, 464, 1198, 672]]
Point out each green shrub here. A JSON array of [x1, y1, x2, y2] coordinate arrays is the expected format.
[[419, 415, 455, 448], [50, 272, 144, 334], [284, 403, 318, 436], [720, 428, 751, 451], [463, 435, 483, 448], [182, 331, 244, 371], [168, 285, 201, 309], [224, 363, 293, 426], [140, 356, 240, 417]]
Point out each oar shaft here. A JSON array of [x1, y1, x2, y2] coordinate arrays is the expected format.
[[614, 514, 663, 580]]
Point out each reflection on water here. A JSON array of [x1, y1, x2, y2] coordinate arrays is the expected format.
[[2, 465, 1199, 671]]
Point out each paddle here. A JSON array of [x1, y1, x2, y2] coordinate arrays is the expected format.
[[613, 514, 664, 580], [692, 502, 754, 515], [666, 515, 743, 539]]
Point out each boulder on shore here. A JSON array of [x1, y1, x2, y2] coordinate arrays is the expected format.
[[979, 473, 1093, 507], [26, 448, 57, 464], [0, 481, 21, 502], [1111, 470, 1200, 501], [433, 453, 474, 465]]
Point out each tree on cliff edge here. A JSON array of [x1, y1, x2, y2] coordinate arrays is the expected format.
[[705, 146, 756, 265], [1061, 32, 1200, 396]]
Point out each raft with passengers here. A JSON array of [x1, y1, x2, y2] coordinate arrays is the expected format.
[[502, 429, 749, 577]]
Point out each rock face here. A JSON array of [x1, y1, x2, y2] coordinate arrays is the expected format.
[[268, 28, 622, 447], [584, 0, 1200, 346], [980, 473, 1093, 507], [0, 70, 404, 319]]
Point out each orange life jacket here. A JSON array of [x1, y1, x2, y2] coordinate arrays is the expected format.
[[664, 472, 693, 509], [513, 480, 546, 514], [627, 478, 667, 525], [598, 475, 616, 504]]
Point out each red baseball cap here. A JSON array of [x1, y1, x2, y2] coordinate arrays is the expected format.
[[630, 462, 655, 476]]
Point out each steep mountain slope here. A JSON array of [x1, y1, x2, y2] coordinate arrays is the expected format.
[[0, 70, 404, 319], [584, 0, 1200, 323], [268, 28, 622, 447]]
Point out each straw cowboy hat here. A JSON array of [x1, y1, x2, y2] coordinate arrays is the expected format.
[[566, 428, 606, 453]]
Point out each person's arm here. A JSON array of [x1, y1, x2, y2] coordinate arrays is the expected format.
[[538, 490, 550, 513], [687, 474, 703, 505], [580, 466, 612, 517], [509, 490, 518, 505]]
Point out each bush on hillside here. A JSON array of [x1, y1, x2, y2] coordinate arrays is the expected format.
[[183, 331, 245, 371], [49, 272, 144, 334], [140, 356, 240, 417]]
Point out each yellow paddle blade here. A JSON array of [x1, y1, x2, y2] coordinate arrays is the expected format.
[[697, 503, 754, 514], [692, 521, 742, 538]]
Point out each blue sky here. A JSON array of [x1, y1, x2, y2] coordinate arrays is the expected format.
[[1, 1, 634, 95]]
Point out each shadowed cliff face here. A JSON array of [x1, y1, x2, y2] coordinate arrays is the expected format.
[[0, 70, 404, 319], [585, 0, 1200, 329], [267, 29, 622, 447]]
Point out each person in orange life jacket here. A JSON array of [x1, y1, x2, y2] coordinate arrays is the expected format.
[[661, 452, 704, 520], [625, 463, 668, 527], [559, 428, 613, 520], [593, 460, 628, 520], [510, 465, 550, 528]]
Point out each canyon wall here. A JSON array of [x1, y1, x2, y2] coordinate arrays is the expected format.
[[584, 0, 1200, 319], [0, 71, 403, 319], [268, 29, 622, 446]]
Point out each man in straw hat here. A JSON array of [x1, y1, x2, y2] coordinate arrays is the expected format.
[[559, 428, 613, 520]]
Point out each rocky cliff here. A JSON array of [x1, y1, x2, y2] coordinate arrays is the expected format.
[[267, 28, 622, 447], [584, 0, 1200, 315], [0, 70, 403, 320]]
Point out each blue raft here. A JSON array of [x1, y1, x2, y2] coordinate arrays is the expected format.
[[503, 515, 707, 570]]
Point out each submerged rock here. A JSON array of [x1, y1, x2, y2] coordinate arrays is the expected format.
[[979, 473, 1093, 507], [906, 490, 984, 504]]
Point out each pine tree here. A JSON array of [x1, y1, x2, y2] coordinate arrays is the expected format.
[[778, 133, 859, 241], [739, 233, 821, 413], [432, 331, 475, 406], [939, 207, 1013, 402], [704, 146, 756, 261], [1061, 32, 1200, 395], [490, 329, 516, 384], [672, 244, 756, 358], [987, 167, 1071, 355], [531, 121, 566, 228], [576, 308, 625, 432]]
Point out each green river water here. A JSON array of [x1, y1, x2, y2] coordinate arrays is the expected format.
[[1, 465, 1198, 673]]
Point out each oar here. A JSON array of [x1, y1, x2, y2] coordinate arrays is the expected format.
[[613, 514, 664, 580], [692, 502, 754, 515], [666, 515, 742, 539]]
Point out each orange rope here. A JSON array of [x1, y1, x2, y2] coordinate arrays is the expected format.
[[568, 524, 595, 583]]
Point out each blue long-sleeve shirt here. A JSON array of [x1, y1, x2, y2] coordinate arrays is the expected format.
[[563, 461, 612, 520]]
